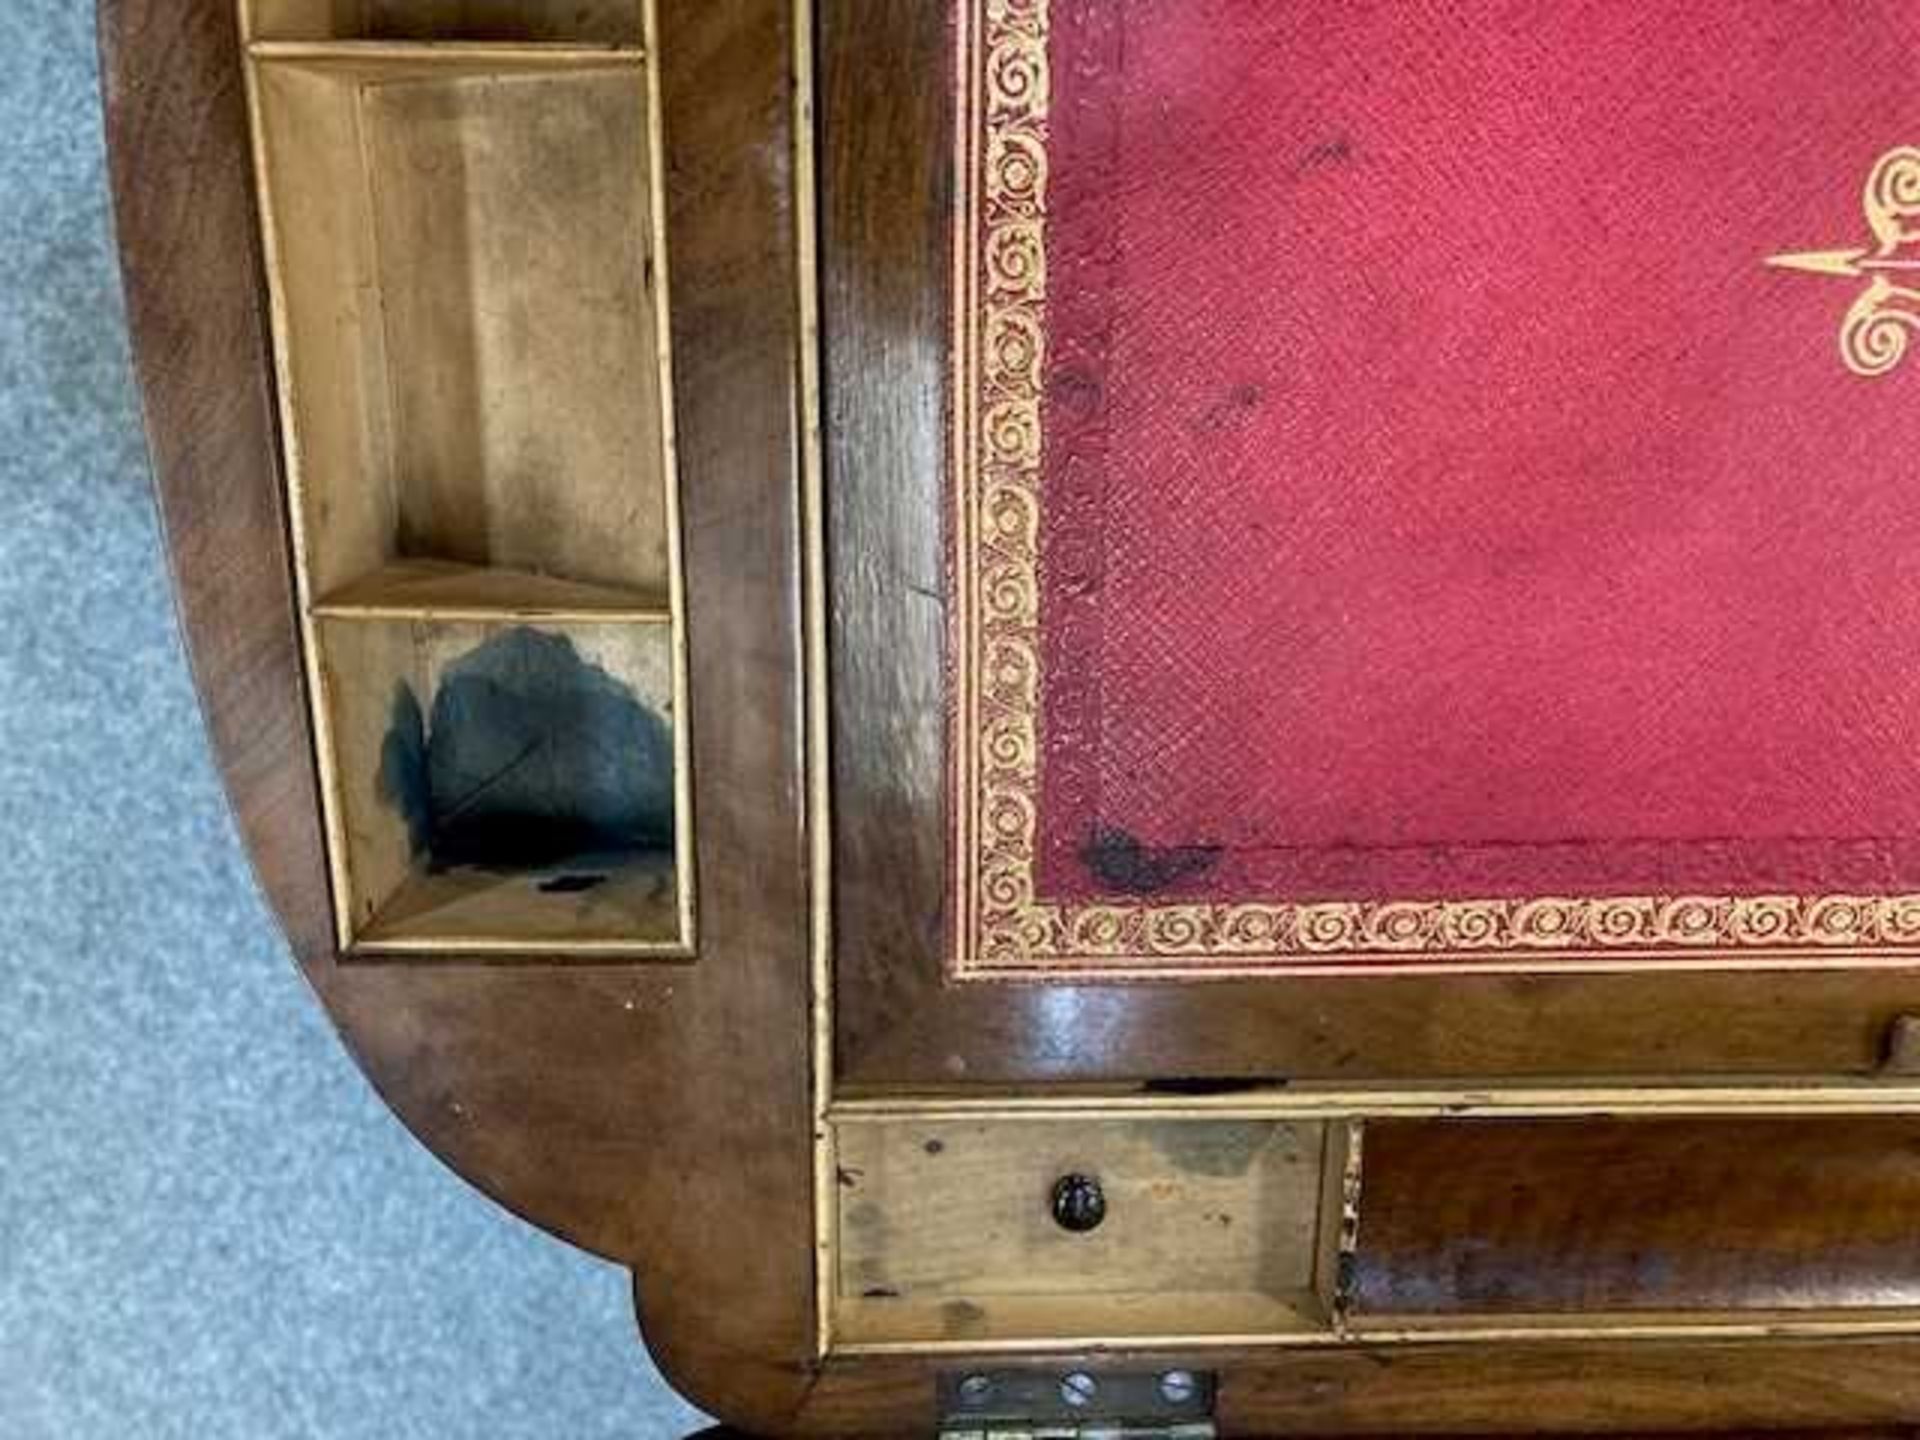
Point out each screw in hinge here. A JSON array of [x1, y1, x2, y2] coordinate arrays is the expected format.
[[956, 1375, 995, 1409], [1059, 1372, 1099, 1409], [1157, 1370, 1198, 1406]]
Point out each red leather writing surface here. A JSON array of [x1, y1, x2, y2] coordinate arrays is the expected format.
[[1026, 1, 1920, 913]]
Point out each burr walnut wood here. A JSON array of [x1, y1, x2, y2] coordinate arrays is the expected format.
[[1350, 1118, 1920, 1319], [103, 0, 1920, 1433]]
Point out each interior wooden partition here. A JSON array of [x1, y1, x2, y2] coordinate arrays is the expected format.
[[239, 0, 692, 956]]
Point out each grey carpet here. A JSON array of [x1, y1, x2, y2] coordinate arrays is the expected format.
[[0, 6, 708, 1435]]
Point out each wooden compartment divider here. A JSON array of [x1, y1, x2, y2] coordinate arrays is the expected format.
[[243, 0, 646, 46], [237, 0, 690, 956]]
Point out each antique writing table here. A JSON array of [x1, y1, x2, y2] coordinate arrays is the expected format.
[[103, 1, 1920, 1433]]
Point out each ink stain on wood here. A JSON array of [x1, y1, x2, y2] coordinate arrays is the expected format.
[[538, 873, 609, 894], [1080, 823, 1219, 895], [379, 684, 435, 857], [377, 626, 673, 872]]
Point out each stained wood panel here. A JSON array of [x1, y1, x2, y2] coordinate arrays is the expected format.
[[105, 0, 824, 1427], [834, 1117, 1336, 1348], [1350, 1117, 1920, 1320]]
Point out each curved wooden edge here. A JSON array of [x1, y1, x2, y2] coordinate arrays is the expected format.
[[98, 0, 337, 969], [637, 1322, 1920, 1433], [101, 0, 822, 1426]]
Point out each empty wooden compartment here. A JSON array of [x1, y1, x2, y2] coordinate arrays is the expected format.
[[246, 0, 645, 45], [316, 617, 684, 953], [248, 50, 672, 605], [832, 1117, 1347, 1349]]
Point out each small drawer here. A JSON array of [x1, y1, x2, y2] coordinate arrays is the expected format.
[[1348, 1116, 1920, 1326], [832, 1116, 1344, 1348]]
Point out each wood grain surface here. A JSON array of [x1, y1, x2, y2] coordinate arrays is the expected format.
[[1351, 1118, 1920, 1318], [103, 0, 1920, 1432], [833, 1117, 1331, 1348]]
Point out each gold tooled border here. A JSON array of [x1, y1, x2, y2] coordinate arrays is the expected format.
[[951, 0, 1920, 979]]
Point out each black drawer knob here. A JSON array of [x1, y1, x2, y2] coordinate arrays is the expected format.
[[1050, 1173, 1107, 1233]]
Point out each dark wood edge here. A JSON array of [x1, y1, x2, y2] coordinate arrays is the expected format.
[[100, 1, 821, 1430], [836, 967, 1920, 1088], [1350, 1117, 1920, 1316], [707, 1337, 1920, 1435]]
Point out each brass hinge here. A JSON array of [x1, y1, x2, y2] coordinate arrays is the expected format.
[[937, 1369, 1217, 1440]]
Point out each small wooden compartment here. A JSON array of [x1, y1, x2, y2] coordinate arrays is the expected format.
[[316, 617, 681, 952], [246, 0, 644, 45], [241, 11, 688, 955], [832, 1117, 1346, 1349], [248, 51, 669, 604]]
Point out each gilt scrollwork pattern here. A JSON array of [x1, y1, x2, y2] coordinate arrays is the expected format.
[[1770, 146, 1920, 378], [1840, 274, 1920, 377], [1863, 145, 1920, 250], [954, 3, 1920, 973], [961, 0, 1050, 969]]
